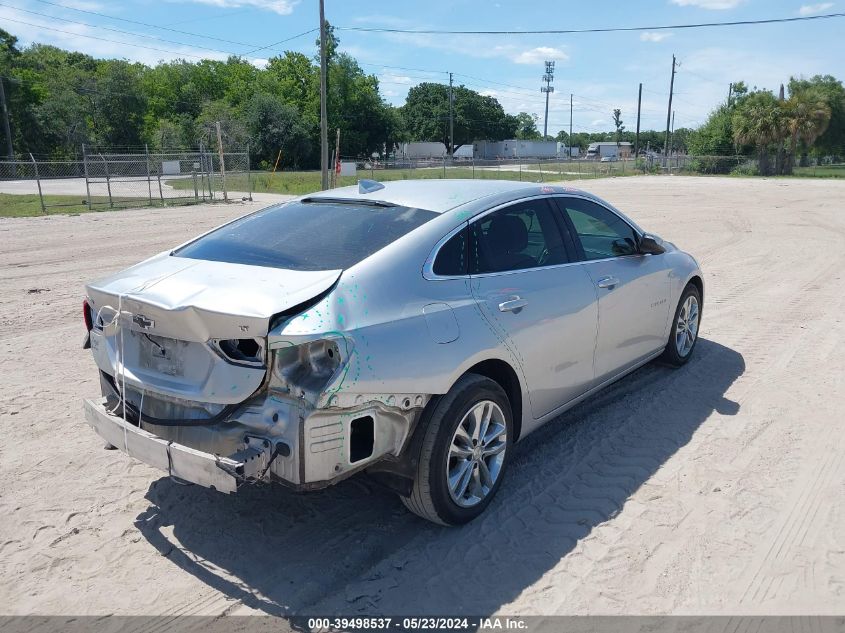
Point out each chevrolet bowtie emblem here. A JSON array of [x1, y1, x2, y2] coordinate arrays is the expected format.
[[132, 314, 155, 329]]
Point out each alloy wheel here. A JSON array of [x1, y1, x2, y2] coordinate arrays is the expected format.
[[446, 400, 508, 508], [675, 294, 700, 357]]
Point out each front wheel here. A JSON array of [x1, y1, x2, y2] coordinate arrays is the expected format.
[[660, 283, 702, 366], [401, 374, 513, 526]]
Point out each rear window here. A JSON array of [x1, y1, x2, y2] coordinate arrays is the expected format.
[[173, 200, 437, 271]]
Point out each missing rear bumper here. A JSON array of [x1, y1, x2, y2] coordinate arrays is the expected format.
[[83, 398, 274, 493]]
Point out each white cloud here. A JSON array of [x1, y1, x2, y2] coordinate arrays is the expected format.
[[379, 73, 413, 85], [512, 46, 569, 65], [640, 32, 672, 42], [670, 0, 744, 9], [177, 0, 299, 15], [799, 3, 834, 15]]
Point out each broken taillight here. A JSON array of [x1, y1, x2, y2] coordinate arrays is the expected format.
[[83, 299, 93, 332]]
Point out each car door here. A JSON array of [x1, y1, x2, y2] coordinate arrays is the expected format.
[[554, 196, 671, 385], [468, 198, 598, 422]]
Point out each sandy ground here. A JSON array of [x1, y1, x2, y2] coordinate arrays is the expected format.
[[1, 176, 843, 619]]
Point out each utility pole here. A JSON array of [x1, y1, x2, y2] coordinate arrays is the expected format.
[[0, 77, 13, 161], [541, 61, 555, 139], [448, 72, 454, 159], [635, 83, 643, 158], [727, 82, 733, 107], [319, 0, 328, 190], [664, 54, 677, 164], [569, 93, 573, 157], [670, 110, 676, 156]]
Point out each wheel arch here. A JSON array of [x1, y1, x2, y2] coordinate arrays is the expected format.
[[686, 274, 704, 304], [461, 358, 524, 441]]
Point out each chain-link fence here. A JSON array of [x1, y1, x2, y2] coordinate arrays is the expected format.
[[0, 146, 251, 214]]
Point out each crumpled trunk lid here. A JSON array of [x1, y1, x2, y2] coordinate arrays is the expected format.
[[86, 253, 341, 341], [85, 253, 341, 408]]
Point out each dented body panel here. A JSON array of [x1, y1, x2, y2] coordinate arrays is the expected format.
[[82, 179, 703, 495]]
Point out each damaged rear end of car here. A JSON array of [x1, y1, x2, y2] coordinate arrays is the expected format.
[[82, 196, 439, 494]]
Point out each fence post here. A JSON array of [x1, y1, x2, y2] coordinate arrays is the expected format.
[[30, 153, 46, 214], [82, 144, 93, 211], [99, 154, 113, 208], [145, 144, 153, 207], [246, 144, 253, 201], [472, 156, 475, 179], [519, 159, 522, 182], [192, 170, 199, 201]]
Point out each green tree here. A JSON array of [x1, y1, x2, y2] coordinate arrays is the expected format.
[[732, 90, 786, 176], [244, 93, 311, 168], [402, 83, 516, 150], [514, 112, 541, 140], [788, 75, 845, 160], [783, 89, 831, 173], [612, 108, 625, 150]]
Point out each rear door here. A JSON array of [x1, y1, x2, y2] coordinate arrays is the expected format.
[[554, 196, 671, 385], [468, 198, 598, 422]]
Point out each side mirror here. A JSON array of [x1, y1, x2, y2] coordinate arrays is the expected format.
[[639, 233, 666, 255]]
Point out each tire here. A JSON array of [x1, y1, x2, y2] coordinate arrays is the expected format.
[[660, 283, 702, 366], [401, 373, 513, 526]]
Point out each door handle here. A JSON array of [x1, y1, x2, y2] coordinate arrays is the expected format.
[[596, 276, 620, 289], [498, 297, 528, 313]]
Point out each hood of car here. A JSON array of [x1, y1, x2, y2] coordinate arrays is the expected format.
[[85, 253, 341, 341]]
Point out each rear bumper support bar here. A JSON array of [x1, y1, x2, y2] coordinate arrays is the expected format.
[[83, 398, 268, 493]]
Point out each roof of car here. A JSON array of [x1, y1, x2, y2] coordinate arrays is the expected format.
[[302, 179, 590, 214]]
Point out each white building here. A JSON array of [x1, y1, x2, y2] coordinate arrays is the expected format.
[[399, 142, 447, 159], [586, 142, 633, 160], [473, 139, 559, 160]]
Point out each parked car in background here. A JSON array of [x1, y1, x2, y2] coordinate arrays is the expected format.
[[82, 179, 703, 525]]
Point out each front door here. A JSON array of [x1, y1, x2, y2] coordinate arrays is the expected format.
[[468, 198, 599, 422], [555, 197, 671, 384]]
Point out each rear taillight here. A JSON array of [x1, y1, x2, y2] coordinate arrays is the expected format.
[[83, 300, 93, 332]]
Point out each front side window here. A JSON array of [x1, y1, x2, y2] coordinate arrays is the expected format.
[[469, 200, 568, 274], [174, 200, 437, 271], [559, 198, 639, 260]]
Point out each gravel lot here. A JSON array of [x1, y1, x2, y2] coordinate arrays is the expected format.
[[1, 176, 843, 618]]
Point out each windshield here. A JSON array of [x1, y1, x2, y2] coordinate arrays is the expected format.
[[173, 200, 437, 271]]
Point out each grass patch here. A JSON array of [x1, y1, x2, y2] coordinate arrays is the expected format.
[[0, 194, 105, 217], [171, 163, 640, 196], [791, 164, 845, 178], [0, 193, 212, 217]]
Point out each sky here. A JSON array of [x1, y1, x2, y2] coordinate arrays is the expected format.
[[2, 0, 844, 136]]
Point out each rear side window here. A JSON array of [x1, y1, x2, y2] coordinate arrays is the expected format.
[[433, 228, 467, 276], [174, 201, 437, 271]]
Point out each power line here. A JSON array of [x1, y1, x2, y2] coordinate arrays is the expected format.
[[336, 12, 845, 35], [0, 3, 241, 56], [239, 28, 319, 56], [30, 0, 257, 48], [27, 0, 316, 56], [2, 16, 213, 59]]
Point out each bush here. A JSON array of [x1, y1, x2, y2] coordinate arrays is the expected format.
[[689, 156, 740, 175], [730, 160, 759, 176]]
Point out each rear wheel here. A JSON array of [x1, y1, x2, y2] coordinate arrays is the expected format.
[[402, 374, 512, 526], [661, 283, 702, 366]]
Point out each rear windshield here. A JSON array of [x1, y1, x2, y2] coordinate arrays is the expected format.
[[173, 200, 437, 271]]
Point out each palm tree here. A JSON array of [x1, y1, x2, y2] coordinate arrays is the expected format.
[[732, 91, 787, 176], [783, 90, 831, 174]]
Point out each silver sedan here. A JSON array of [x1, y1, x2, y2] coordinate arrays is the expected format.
[[82, 179, 703, 525]]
